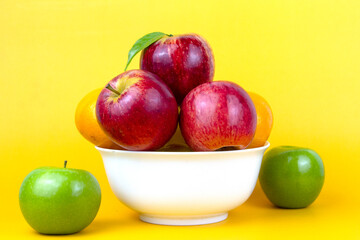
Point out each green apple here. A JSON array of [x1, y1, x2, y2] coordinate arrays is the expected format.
[[259, 146, 325, 208], [19, 161, 101, 234]]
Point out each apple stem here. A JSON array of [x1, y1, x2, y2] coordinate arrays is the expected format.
[[167, 34, 173, 37], [106, 84, 121, 96], [64, 160, 67, 168]]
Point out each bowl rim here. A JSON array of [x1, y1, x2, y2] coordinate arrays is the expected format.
[[95, 142, 270, 155]]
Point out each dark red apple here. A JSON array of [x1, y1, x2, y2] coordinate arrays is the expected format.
[[140, 34, 214, 105], [180, 81, 257, 151], [96, 70, 178, 151]]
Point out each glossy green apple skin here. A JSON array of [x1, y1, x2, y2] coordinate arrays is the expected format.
[[19, 167, 101, 235], [259, 146, 325, 209]]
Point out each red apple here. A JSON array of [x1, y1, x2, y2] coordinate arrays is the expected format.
[[140, 34, 214, 105], [180, 81, 257, 151], [96, 70, 178, 151]]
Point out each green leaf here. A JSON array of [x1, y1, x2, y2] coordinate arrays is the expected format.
[[124, 32, 170, 71]]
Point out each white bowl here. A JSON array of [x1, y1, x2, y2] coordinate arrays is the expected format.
[[96, 142, 269, 226]]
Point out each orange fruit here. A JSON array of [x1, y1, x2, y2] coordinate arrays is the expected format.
[[247, 92, 273, 148], [75, 89, 122, 149]]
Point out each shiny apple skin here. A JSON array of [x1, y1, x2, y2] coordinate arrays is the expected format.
[[180, 81, 257, 151], [140, 34, 214, 105], [19, 167, 101, 235], [259, 146, 325, 208], [96, 70, 178, 151]]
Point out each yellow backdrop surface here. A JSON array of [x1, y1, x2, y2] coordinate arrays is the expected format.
[[1, 0, 359, 239]]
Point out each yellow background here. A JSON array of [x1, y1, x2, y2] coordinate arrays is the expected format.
[[1, 0, 359, 238]]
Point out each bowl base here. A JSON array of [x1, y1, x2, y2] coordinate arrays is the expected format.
[[139, 213, 228, 226]]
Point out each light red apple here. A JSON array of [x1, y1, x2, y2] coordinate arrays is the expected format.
[[180, 81, 257, 151], [140, 34, 214, 105], [96, 70, 178, 151]]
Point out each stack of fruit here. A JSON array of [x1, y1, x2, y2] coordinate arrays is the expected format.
[[19, 32, 325, 235], [76, 32, 273, 151]]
